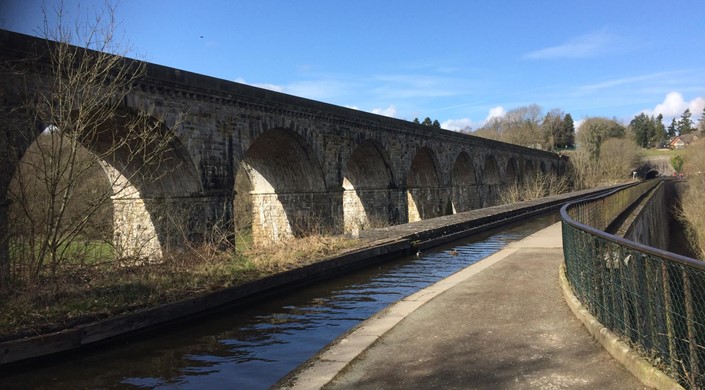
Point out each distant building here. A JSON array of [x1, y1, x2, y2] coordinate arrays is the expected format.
[[668, 133, 699, 149]]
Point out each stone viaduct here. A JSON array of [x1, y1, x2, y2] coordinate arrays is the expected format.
[[0, 30, 566, 259]]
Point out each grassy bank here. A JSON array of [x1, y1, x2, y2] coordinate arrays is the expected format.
[[0, 235, 360, 342]]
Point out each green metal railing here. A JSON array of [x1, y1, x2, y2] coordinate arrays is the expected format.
[[561, 180, 705, 388]]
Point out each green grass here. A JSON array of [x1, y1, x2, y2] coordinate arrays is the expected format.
[[235, 229, 254, 252], [640, 148, 680, 157], [9, 238, 115, 268]]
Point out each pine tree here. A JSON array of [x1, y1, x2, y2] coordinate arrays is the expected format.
[[667, 118, 678, 138], [560, 113, 575, 148], [432, 119, 441, 128], [678, 108, 694, 135], [421, 117, 433, 126], [653, 114, 667, 146]]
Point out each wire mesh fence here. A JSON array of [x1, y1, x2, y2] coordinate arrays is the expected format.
[[561, 181, 705, 388]]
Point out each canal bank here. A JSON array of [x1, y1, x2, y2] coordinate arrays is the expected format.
[[280, 222, 676, 390], [0, 186, 621, 368]]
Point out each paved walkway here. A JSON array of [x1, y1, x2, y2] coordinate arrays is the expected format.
[[278, 222, 650, 389]]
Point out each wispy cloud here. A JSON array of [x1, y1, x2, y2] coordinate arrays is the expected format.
[[576, 71, 683, 94], [524, 30, 617, 60], [370, 74, 464, 99], [234, 77, 350, 100]]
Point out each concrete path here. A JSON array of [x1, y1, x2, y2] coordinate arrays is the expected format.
[[279, 223, 650, 389]]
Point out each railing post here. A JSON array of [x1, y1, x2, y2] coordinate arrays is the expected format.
[[682, 270, 699, 387], [661, 262, 678, 374]]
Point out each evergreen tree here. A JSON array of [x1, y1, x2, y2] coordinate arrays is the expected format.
[[652, 114, 667, 146], [699, 106, 705, 134], [432, 119, 441, 128], [421, 117, 433, 126], [677, 108, 694, 135], [630, 113, 651, 148], [667, 118, 678, 138], [412, 117, 420, 124], [560, 113, 575, 148]]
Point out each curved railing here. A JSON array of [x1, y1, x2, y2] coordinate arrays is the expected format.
[[561, 180, 705, 388]]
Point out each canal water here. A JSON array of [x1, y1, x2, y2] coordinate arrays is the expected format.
[[1, 213, 561, 389]]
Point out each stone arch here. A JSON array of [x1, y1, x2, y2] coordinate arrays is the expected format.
[[342, 140, 395, 235], [407, 147, 444, 222], [104, 118, 203, 259], [539, 161, 548, 174], [235, 128, 328, 244], [483, 155, 500, 185], [451, 151, 477, 213], [505, 157, 519, 185], [524, 159, 535, 181], [6, 107, 203, 260], [482, 155, 501, 207]]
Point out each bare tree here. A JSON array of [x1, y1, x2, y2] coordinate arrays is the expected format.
[[598, 137, 641, 183], [2, 2, 176, 291], [473, 104, 546, 149]]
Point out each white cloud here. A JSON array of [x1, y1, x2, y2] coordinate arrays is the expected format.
[[234, 77, 284, 92], [524, 30, 616, 60], [573, 119, 584, 133], [485, 106, 506, 121], [645, 92, 705, 120], [442, 118, 474, 131], [371, 105, 397, 117]]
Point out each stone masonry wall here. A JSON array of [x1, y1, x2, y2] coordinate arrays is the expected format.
[[1, 30, 567, 253]]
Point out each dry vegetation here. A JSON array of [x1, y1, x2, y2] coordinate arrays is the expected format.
[[679, 139, 705, 259], [0, 233, 359, 341], [565, 135, 642, 190], [500, 171, 572, 204]]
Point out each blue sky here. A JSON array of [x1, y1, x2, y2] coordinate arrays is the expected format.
[[2, 0, 705, 130]]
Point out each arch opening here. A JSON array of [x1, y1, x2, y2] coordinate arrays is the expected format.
[[6, 108, 202, 275], [451, 151, 477, 213], [524, 159, 535, 182], [482, 155, 501, 207], [505, 158, 518, 185], [407, 147, 445, 222], [234, 128, 328, 245], [342, 140, 394, 235]]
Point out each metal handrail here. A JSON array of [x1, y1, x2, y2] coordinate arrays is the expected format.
[[560, 179, 704, 270], [560, 179, 704, 388]]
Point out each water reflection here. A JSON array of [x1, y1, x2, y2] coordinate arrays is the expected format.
[[0, 213, 559, 389]]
